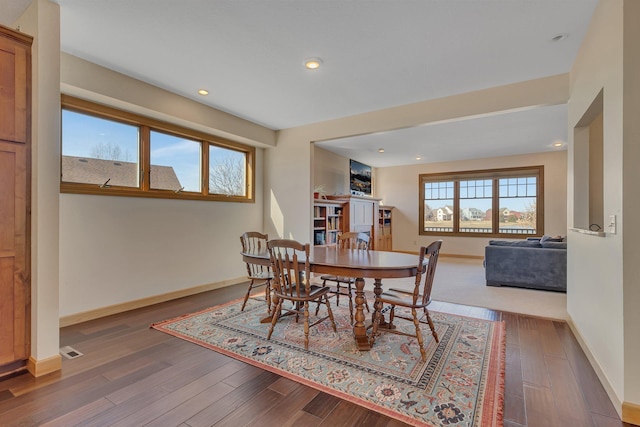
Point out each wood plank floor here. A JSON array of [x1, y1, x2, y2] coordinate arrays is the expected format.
[[0, 283, 631, 427]]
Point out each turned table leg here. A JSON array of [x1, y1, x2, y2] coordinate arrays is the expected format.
[[352, 277, 371, 350]]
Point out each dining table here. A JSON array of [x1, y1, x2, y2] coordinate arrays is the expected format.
[[241, 245, 426, 351]]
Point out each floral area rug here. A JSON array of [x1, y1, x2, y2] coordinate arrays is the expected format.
[[151, 297, 505, 426]]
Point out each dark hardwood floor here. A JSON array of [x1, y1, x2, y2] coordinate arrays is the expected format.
[[0, 283, 631, 426]]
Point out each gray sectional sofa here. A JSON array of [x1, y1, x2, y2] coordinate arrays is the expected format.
[[484, 236, 567, 292]]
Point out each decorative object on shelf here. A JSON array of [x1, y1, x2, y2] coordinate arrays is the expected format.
[[313, 184, 327, 199]]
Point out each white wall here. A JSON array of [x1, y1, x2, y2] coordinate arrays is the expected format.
[[622, 0, 640, 409], [59, 176, 263, 316], [567, 0, 640, 415], [313, 146, 350, 196], [58, 55, 274, 318], [376, 151, 567, 256]]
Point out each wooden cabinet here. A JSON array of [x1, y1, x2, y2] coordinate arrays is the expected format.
[[0, 25, 32, 376], [0, 27, 30, 144], [326, 195, 381, 248], [313, 200, 344, 246], [377, 206, 393, 251]]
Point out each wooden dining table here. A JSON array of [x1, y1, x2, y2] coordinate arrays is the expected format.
[[241, 245, 426, 351]]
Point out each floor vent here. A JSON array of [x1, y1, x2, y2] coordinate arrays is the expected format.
[[60, 346, 83, 359]]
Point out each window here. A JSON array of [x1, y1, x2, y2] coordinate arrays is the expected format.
[[61, 95, 254, 202], [61, 109, 140, 188], [419, 166, 543, 237], [150, 131, 201, 193], [209, 145, 247, 196]]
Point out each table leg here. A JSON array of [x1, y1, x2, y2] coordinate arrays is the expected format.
[[353, 277, 372, 350], [371, 278, 395, 331]]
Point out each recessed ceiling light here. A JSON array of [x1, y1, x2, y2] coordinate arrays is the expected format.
[[304, 58, 322, 70], [378, 148, 385, 153], [553, 141, 564, 147], [415, 156, 422, 160], [551, 33, 569, 42], [197, 89, 209, 96]]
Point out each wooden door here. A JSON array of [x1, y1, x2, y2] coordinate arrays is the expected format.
[[0, 142, 29, 366]]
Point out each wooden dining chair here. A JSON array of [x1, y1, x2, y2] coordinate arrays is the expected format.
[[318, 232, 370, 324], [371, 240, 442, 361], [267, 239, 337, 350], [239, 231, 274, 312]]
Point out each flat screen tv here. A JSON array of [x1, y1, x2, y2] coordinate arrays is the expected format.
[[349, 159, 372, 196]]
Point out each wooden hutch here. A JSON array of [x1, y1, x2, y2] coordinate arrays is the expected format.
[[314, 195, 385, 249]]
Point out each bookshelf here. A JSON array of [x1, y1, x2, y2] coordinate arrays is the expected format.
[[313, 200, 344, 245], [377, 206, 393, 251]]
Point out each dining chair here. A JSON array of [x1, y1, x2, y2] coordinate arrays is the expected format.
[[371, 240, 442, 361], [239, 231, 274, 312], [267, 239, 337, 350], [318, 232, 370, 324]]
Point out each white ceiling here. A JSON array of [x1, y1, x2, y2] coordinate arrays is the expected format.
[[1, 0, 598, 167]]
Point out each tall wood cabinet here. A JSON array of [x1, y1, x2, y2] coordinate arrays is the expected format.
[[326, 195, 381, 248], [0, 25, 32, 376]]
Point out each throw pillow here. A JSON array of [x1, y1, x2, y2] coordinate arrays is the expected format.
[[541, 235, 564, 243]]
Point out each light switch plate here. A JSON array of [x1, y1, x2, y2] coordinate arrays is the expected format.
[[608, 215, 616, 234]]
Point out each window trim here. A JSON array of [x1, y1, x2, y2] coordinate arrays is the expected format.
[[61, 95, 255, 202], [418, 166, 544, 238]]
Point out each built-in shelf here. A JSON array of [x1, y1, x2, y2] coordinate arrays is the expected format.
[[570, 227, 606, 237]]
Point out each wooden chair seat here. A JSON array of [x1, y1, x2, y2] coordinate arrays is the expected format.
[[279, 283, 329, 301], [376, 288, 431, 308], [319, 275, 355, 284], [249, 271, 274, 280]]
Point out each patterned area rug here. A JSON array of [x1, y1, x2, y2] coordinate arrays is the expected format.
[[151, 297, 505, 426]]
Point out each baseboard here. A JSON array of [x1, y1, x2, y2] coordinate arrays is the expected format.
[[622, 402, 640, 425], [27, 354, 62, 377], [59, 277, 246, 327], [440, 253, 484, 260], [566, 315, 623, 418]]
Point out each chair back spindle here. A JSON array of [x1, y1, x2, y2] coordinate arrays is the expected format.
[[266, 238, 336, 350], [240, 231, 270, 278], [414, 240, 442, 306], [371, 239, 443, 361], [336, 232, 370, 250], [239, 231, 273, 312], [268, 239, 311, 299]]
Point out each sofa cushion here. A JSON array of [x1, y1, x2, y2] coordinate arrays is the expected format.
[[488, 240, 541, 248], [540, 241, 567, 249]]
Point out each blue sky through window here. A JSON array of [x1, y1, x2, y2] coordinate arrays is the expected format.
[[150, 131, 201, 192]]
